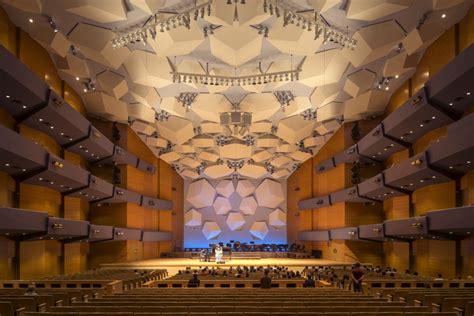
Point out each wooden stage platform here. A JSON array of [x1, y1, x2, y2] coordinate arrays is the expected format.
[[101, 257, 351, 276]]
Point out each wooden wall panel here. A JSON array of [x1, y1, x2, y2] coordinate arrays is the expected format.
[[64, 197, 89, 220], [0, 237, 15, 279], [19, 183, 61, 216], [384, 242, 409, 272], [64, 243, 88, 274], [412, 28, 456, 93], [88, 241, 128, 268], [461, 171, 474, 206], [385, 81, 410, 115], [89, 203, 127, 227], [461, 237, 474, 278], [20, 240, 59, 279], [413, 240, 456, 278], [0, 108, 15, 129], [0, 171, 15, 208], [383, 196, 409, 220], [345, 202, 383, 227], [459, 5, 474, 53], [19, 124, 61, 156], [171, 169, 184, 251], [0, 6, 16, 54], [19, 31, 61, 95], [63, 83, 87, 115], [413, 182, 456, 216], [412, 126, 447, 155]]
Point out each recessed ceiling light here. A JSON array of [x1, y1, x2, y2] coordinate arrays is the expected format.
[[467, 92, 471, 95], [441, 13, 446, 18], [385, 86, 389, 91], [5, 163, 10, 167], [449, 102, 453, 106], [5, 95, 10, 99], [38, 118, 43, 122], [28, 18, 34, 23], [75, 77, 80, 81], [409, 131, 413, 134], [419, 179, 424, 183], [432, 116, 436, 119], [50, 126, 54, 129], [419, 124, 424, 127], [395, 75, 399, 79], [83, 89, 87, 93], [449, 166, 453, 169], [432, 175, 436, 179]]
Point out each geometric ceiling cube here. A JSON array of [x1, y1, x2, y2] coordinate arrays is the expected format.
[[149, 20, 204, 57], [249, 121, 273, 134], [271, 156, 292, 168], [97, 70, 128, 99], [175, 145, 195, 154], [383, 51, 420, 78], [186, 179, 216, 209], [160, 97, 187, 118], [276, 144, 298, 153], [181, 169, 200, 179], [176, 60, 206, 90], [202, 221, 222, 240], [236, 0, 270, 26], [290, 151, 312, 162], [199, 151, 220, 163], [55, 53, 90, 79], [277, 115, 315, 145], [267, 17, 323, 55], [124, 50, 173, 88], [61, 0, 127, 23], [272, 168, 291, 179], [310, 83, 344, 108], [269, 209, 287, 228], [156, 116, 194, 145], [69, 23, 130, 69], [201, 122, 224, 134], [251, 150, 273, 163], [343, 90, 390, 121], [129, 84, 161, 109], [146, 137, 168, 148], [83, 91, 128, 122], [128, 103, 155, 123], [193, 136, 215, 148], [317, 101, 344, 122], [283, 96, 312, 117], [1, 0, 42, 13], [236, 179, 256, 197], [219, 143, 252, 160], [240, 93, 280, 122], [209, 25, 263, 67], [184, 209, 203, 228], [203, 164, 233, 179], [238, 164, 268, 179], [226, 212, 246, 231], [130, 0, 166, 14], [29, 26, 70, 58], [256, 136, 280, 148], [342, 20, 405, 68], [216, 180, 235, 198], [255, 179, 285, 208], [193, 94, 233, 122], [131, 120, 155, 136], [249, 221, 269, 240], [299, 49, 350, 87], [304, 135, 325, 148], [432, 0, 465, 10], [159, 151, 181, 163], [239, 196, 258, 215], [180, 156, 201, 169], [213, 196, 232, 215], [343, 69, 376, 98], [346, 0, 415, 21], [204, 0, 234, 26], [315, 119, 341, 135]]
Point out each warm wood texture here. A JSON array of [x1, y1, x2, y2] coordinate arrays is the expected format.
[[0, 171, 15, 208], [411, 126, 447, 155], [63, 83, 87, 115], [0, 6, 16, 54], [412, 28, 456, 93], [19, 183, 61, 216], [412, 182, 456, 216], [0, 108, 14, 129], [461, 171, 474, 205], [383, 196, 409, 220], [413, 240, 456, 279], [64, 197, 89, 221], [20, 240, 59, 279], [384, 242, 410, 272], [0, 237, 15, 279], [19, 124, 61, 156], [64, 243, 88, 274], [461, 237, 474, 278], [459, 5, 474, 53], [385, 81, 410, 115]]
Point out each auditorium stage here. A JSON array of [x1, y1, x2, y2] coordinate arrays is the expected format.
[[101, 257, 351, 276]]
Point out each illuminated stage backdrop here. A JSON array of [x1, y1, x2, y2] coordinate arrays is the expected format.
[[183, 178, 287, 248]]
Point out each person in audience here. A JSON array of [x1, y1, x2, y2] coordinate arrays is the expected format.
[[434, 273, 444, 281], [188, 273, 200, 288], [351, 262, 365, 293], [24, 282, 38, 296], [303, 275, 315, 288], [260, 269, 272, 289]]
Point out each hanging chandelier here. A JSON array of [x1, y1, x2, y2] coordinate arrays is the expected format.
[[171, 68, 301, 86]]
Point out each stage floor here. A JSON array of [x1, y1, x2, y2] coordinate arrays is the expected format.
[[101, 258, 351, 276]]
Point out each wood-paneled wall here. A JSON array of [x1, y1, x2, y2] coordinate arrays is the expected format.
[[0, 6, 184, 278], [289, 6, 474, 277]]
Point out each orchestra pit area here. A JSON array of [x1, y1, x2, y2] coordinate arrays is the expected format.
[[0, 0, 474, 316]]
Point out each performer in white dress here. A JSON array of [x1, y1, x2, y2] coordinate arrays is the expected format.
[[215, 245, 223, 263]]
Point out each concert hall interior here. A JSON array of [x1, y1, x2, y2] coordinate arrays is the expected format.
[[0, 0, 474, 315]]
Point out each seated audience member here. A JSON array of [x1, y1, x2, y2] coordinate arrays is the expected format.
[[434, 273, 444, 281], [260, 269, 272, 289], [303, 275, 315, 288], [351, 262, 365, 293], [24, 282, 38, 296], [188, 274, 200, 288]]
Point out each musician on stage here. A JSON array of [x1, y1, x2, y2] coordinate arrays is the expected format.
[[215, 244, 223, 263]]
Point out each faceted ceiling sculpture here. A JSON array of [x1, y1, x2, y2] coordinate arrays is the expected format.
[[215, 180, 234, 198], [269, 209, 287, 228], [255, 179, 285, 208], [235, 180, 255, 198], [249, 221, 270, 240], [202, 221, 222, 240], [184, 209, 203, 228], [239, 196, 258, 215], [186, 179, 216, 209], [3, 0, 471, 180], [226, 212, 246, 231]]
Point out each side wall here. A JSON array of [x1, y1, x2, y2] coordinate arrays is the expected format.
[[0, 7, 184, 279], [288, 6, 474, 278]]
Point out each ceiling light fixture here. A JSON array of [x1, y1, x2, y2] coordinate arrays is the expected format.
[[176, 92, 198, 111], [264, 0, 357, 49], [171, 67, 301, 86], [301, 108, 317, 121], [274, 90, 294, 110], [111, 1, 211, 48], [220, 111, 252, 136]]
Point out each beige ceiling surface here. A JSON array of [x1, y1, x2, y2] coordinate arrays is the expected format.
[[2, 0, 472, 180]]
